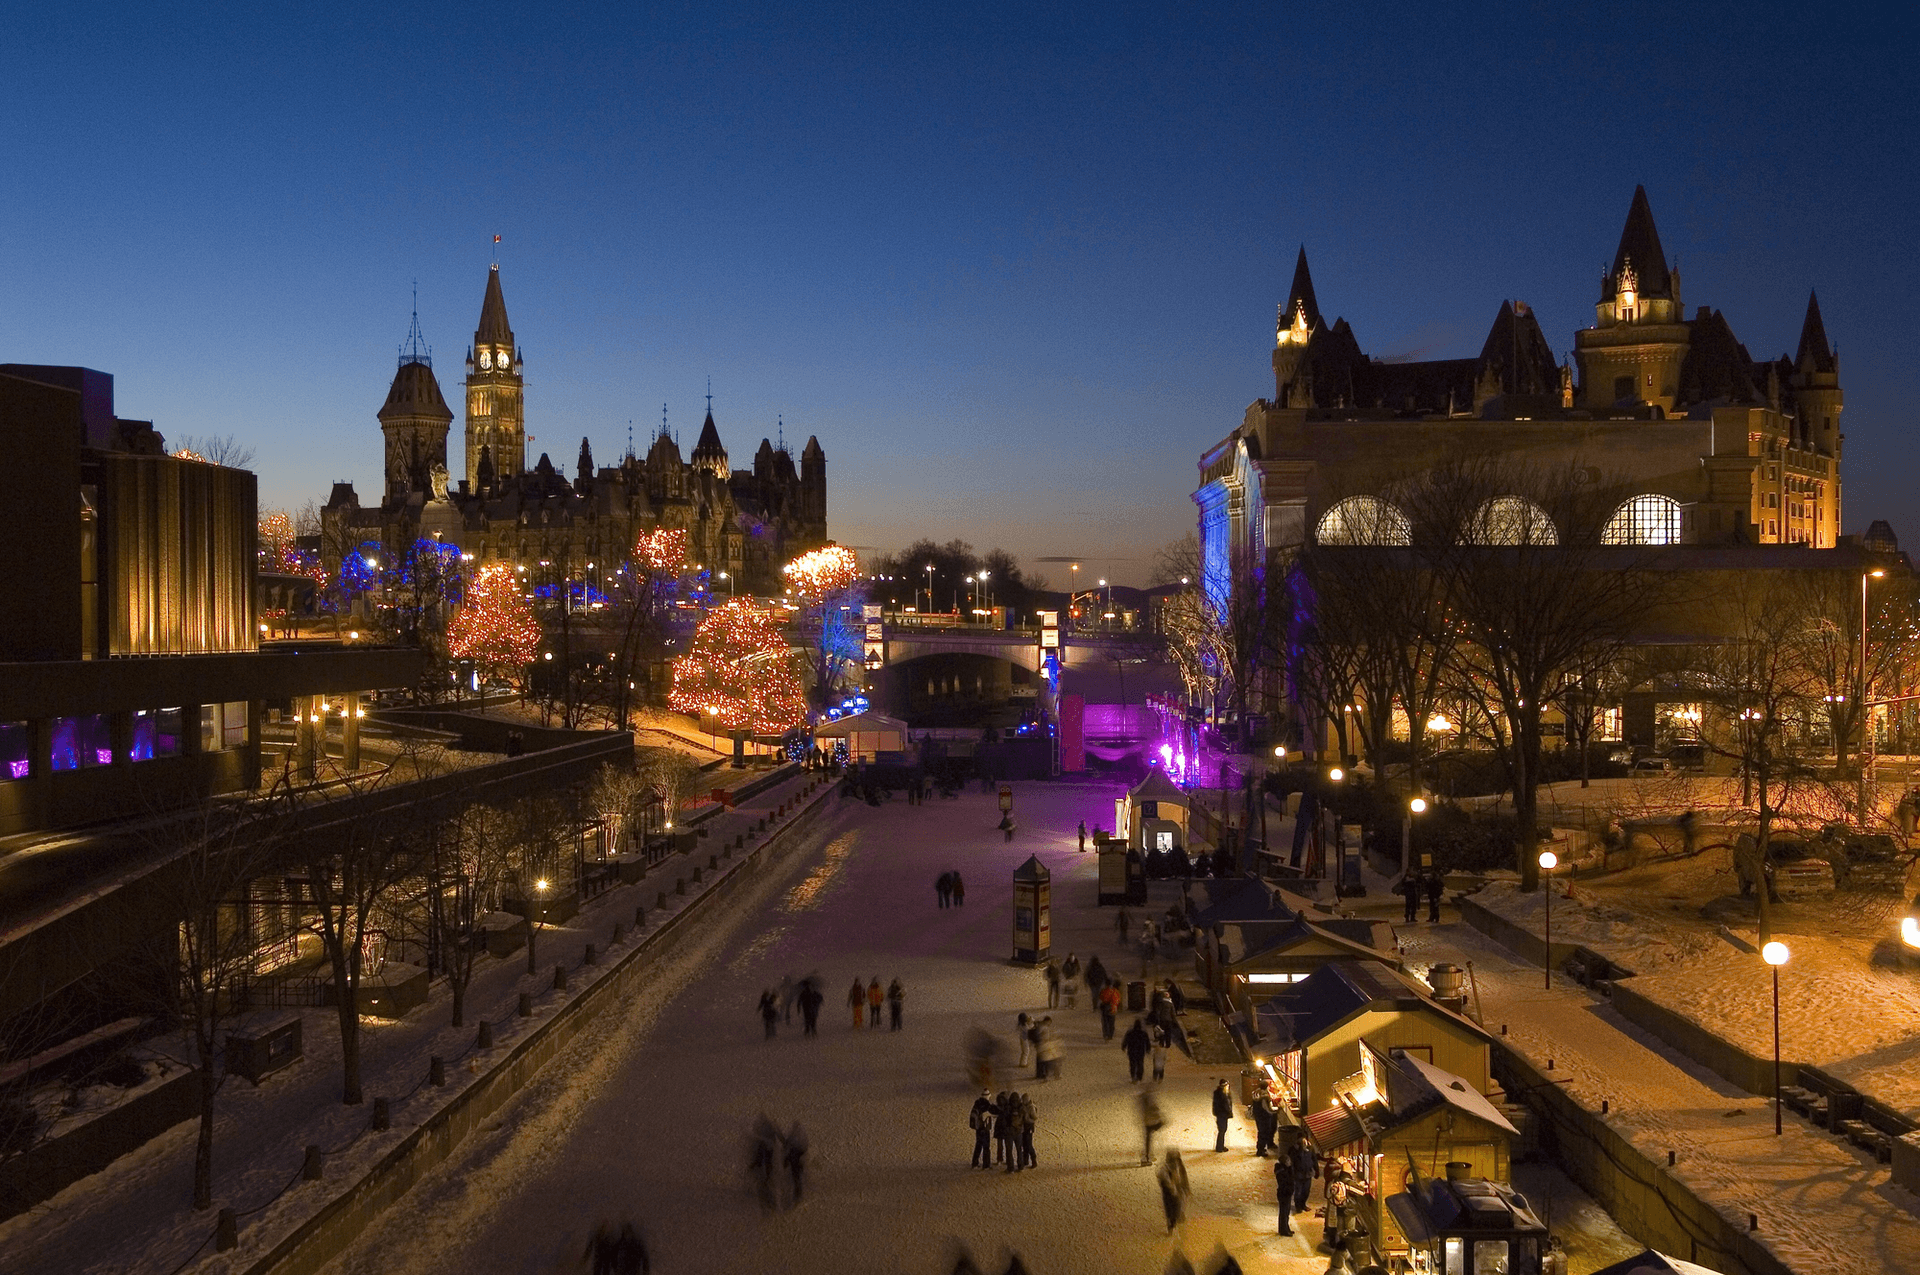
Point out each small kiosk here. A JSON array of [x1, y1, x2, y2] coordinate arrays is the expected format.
[[1114, 766, 1190, 856], [1012, 855, 1051, 965]]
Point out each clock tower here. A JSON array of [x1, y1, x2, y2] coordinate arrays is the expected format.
[[464, 264, 524, 490]]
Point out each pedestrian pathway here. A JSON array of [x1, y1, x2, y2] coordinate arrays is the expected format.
[[0, 763, 827, 1275], [1396, 918, 1920, 1275]]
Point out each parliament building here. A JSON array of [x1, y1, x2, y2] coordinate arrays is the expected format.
[[323, 266, 827, 594]]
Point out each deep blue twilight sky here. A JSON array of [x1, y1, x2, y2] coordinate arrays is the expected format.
[[3, 3, 1915, 586]]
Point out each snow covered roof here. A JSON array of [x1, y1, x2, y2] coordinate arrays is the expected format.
[[1191, 879, 1291, 927], [811, 711, 908, 739], [1229, 915, 1392, 965], [1127, 767, 1187, 805], [1252, 960, 1493, 1049], [1386, 1050, 1517, 1135]]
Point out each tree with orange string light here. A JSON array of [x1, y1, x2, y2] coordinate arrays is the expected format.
[[783, 543, 865, 716], [670, 602, 806, 735], [448, 563, 542, 696]]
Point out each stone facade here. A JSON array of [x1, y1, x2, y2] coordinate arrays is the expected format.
[[1197, 186, 1845, 600], [325, 268, 827, 594]]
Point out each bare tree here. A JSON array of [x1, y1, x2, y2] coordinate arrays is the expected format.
[[128, 793, 291, 1208], [1695, 574, 1838, 942], [1405, 455, 1665, 890], [637, 746, 702, 834], [174, 434, 257, 470]]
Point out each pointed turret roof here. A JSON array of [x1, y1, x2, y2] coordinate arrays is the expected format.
[[378, 360, 453, 423], [802, 435, 824, 459], [1795, 290, 1835, 374], [1604, 186, 1673, 301], [1285, 246, 1322, 328], [476, 265, 514, 346], [692, 410, 725, 459]]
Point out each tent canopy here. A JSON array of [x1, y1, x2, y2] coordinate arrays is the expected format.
[[812, 711, 909, 741]]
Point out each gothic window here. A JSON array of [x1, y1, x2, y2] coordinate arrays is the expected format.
[[1314, 496, 1413, 547], [1466, 497, 1557, 546], [1601, 494, 1682, 546]]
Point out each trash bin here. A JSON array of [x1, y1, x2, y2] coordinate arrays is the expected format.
[[1127, 980, 1147, 1012]]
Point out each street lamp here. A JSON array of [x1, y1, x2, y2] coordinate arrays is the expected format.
[[924, 563, 934, 614], [1539, 850, 1559, 990], [1404, 796, 1427, 881], [1861, 568, 1886, 823], [1328, 766, 1345, 888], [1763, 940, 1789, 1134], [718, 570, 733, 598]]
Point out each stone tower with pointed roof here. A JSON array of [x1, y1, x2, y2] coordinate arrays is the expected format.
[[690, 409, 729, 479], [464, 265, 524, 490], [1793, 290, 1842, 457], [1573, 185, 1691, 413], [378, 312, 454, 503]]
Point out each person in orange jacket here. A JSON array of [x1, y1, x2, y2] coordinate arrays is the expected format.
[[866, 977, 884, 1027], [848, 978, 865, 1029], [1098, 981, 1122, 1040]]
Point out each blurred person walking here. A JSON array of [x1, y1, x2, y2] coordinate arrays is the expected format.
[[848, 978, 865, 1029], [1061, 953, 1082, 1008], [1155, 1148, 1191, 1232], [783, 1121, 809, 1206], [887, 977, 905, 1030], [1150, 1024, 1171, 1082], [757, 989, 779, 1040], [1122, 1018, 1151, 1081], [1016, 1012, 1032, 1068], [1138, 1088, 1165, 1166], [1036, 1016, 1064, 1080], [1044, 959, 1061, 1008], [798, 978, 823, 1036], [1272, 1147, 1297, 1235], [951, 871, 966, 905], [867, 977, 884, 1027]]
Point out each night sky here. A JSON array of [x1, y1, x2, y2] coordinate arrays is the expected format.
[[4, 3, 1914, 586]]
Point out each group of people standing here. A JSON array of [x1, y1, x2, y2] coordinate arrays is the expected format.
[[1396, 867, 1446, 923], [847, 976, 906, 1030], [1013, 1012, 1065, 1079], [967, 1089, 1040, 1171], [934, 871, 968, 907]]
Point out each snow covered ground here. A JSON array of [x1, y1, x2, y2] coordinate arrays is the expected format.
[[1471, 850, 1920, 1119], [1396, 917, 1920, 1275], [0, 766, 822, 1275], [318, 779, 1641, 1275]]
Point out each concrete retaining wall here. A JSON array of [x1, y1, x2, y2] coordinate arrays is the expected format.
[[1607, 982, 1801, 1099], [1494, 1044, 1796, 1275], [227, 776, 836, 1275], [1458, 895, 1585, 975], [0, 1067, 202, 1219]]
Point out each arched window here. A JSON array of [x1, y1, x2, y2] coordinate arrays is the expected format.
[[1601, 494, 1682, 546], [1467, 496, 1558, 546], [1315, 496, 1412, 546]]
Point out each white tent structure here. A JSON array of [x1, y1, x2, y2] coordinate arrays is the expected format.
[[813, 711, 910, 761]]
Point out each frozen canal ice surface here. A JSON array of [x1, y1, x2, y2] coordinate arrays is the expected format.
[[321, 778, 1636, 1275]]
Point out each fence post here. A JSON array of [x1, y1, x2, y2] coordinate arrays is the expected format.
[[553, 964, 568, 991], [216, 1209, 238, 1251], [372, 1097, 390, 1130], [518, 992, 534, 1017], [430, 1056, 446, 1086], [302, 1145, 324, 1181], [478, 1020, 493, 1048], [584, 943, 598, 966]]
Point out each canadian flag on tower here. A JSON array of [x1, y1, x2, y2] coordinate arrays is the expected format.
[[493, 234, 501, 244]]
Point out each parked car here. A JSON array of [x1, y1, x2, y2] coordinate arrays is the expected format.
[[1630, 755, 1674, 775], [1734, 833, 1835, 900], [1819, 825, 1920, 894], [1667, 743, 1707, 772]]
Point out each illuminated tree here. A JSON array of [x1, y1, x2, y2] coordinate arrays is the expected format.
[[670, 602, 806, 734], [609, 526, 691, 726], [783, 542, 865, 714], [448, 563, 542, 687]]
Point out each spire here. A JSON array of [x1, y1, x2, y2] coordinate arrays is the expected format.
[[1795, 289, 1835, 374], [400, 281, 431, 368], [476, 265, 514, 346], [1605, 186, 1673, 301], [1286, 246, 1322, 329]]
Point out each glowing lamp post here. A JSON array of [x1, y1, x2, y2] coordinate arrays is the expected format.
[[1539, 850, 1559, 990], [1403, 796, 1427, 881], [1763, 940, 1789, 1134]]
